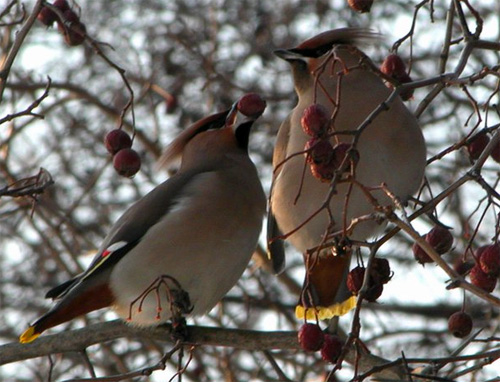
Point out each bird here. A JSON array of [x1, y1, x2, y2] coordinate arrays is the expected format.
[[20, 104, 267, 343], [267, 28, 426, 320]]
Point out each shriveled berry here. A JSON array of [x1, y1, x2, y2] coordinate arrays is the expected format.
[[304, 138, 333, 165], [371, 258, 391, 284], [53, 0, 70, 11], [347, 266, 365, 294], [469, 265, 497, 292], [104, 129, 132, 155], [38, 7, 57, 26], [298, 323, 325, 352], [237, 93, 266, 118], [448, 311, 473, 338], [332, 143, 358, 170], [467, 132, 490, 161], [113, 148, 141, 178], [320, 334, 343, 364], [301, 104, 330, 137], [478, 244, 500, 276], [453, 258, 474, 276], [364, 282, 383, 302], [57, 10, 86, 46], [347, 0, 374, 13], [397, 73, 414, 101], [426, 226, 453, 255], [412, 242, 433, 264], [310, 161, 336, 182], [380, 54, 407, 78]]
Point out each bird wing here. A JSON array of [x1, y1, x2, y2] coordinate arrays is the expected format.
[[266, 114, 292, 274]]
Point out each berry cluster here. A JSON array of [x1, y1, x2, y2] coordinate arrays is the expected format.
[[346, 258, 391, 302], [380, 54, 413, 101], [297, 323, 343, 365], [104, 129, 141, 178], [412, 225, 453, 264], [301, 104, 358, 182], [37, 0, 86, 46]]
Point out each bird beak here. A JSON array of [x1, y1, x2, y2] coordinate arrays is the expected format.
[[274, 49, 308, 62]]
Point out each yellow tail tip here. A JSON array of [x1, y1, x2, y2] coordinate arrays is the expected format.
[[19, 326, 40, 344], [295, 295, 357, 320]]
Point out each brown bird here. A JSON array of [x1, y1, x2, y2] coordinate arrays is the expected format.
[[268, 29, 426, 320], [20, 106, 267, 343]]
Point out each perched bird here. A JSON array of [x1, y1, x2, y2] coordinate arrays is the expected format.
[[268, 29, 426, 320], [20, 105, 267, 343]]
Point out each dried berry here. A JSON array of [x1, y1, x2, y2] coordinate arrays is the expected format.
[[104, 129, 132, 155], [380, 54, 413, 100], [380, 54, 407, 78], [426, 226, 453, 255], [412, 242, 433, 264], [448, 311, 473, 338], [298, 323, 325, 352], [347, 0, 374, 13], [301, 104, 330, 137], [347, 266, 365, 294], [320, 334, 343, 364], [453, 258, 474, 276], [469, 265, 497, 293], [478, 244, 500, 276], [332, 143, 358, 170], [113, 148, 141, 178], [53, 0, 70, 11], [237, 93, 266, 118], [467, 132, 490, 161], [371, 258, 391, 284], [305, 138, 334, 165], [57, 10, 86, 46], [37, 7, 57, 26], [364, 282, 383, 302]]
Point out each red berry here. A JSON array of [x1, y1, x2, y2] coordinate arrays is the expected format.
[[380, 54, 407, 78], [371, 258, 391, 284], [347, 266, 365, 294], [237, 93, 266, 118], [37, 7, 57, 26], [113, 148, 141, 178], [469, 265, 497, 292], [320, 334, 343, 364], [478, 244, 500, 276], [426, 226, 453, 255], [298, 323, 325, 352], [448, 311, 473, 338], [104, 129, 133, 155], [397, 73, 414, 101], [347, 0, 374, 13], [301, 104, 330, 137], [467, 132, 490, 160]]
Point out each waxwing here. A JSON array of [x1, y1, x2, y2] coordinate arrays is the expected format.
[[268, 29, 426, 320], [20, 104, 267, 343]]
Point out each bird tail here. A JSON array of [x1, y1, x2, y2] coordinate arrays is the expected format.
[[19, 281, 114, 343], [295, 252, 356, 321]]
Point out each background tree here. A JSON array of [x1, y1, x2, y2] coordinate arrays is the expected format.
[[1, 0, 500, 381]]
